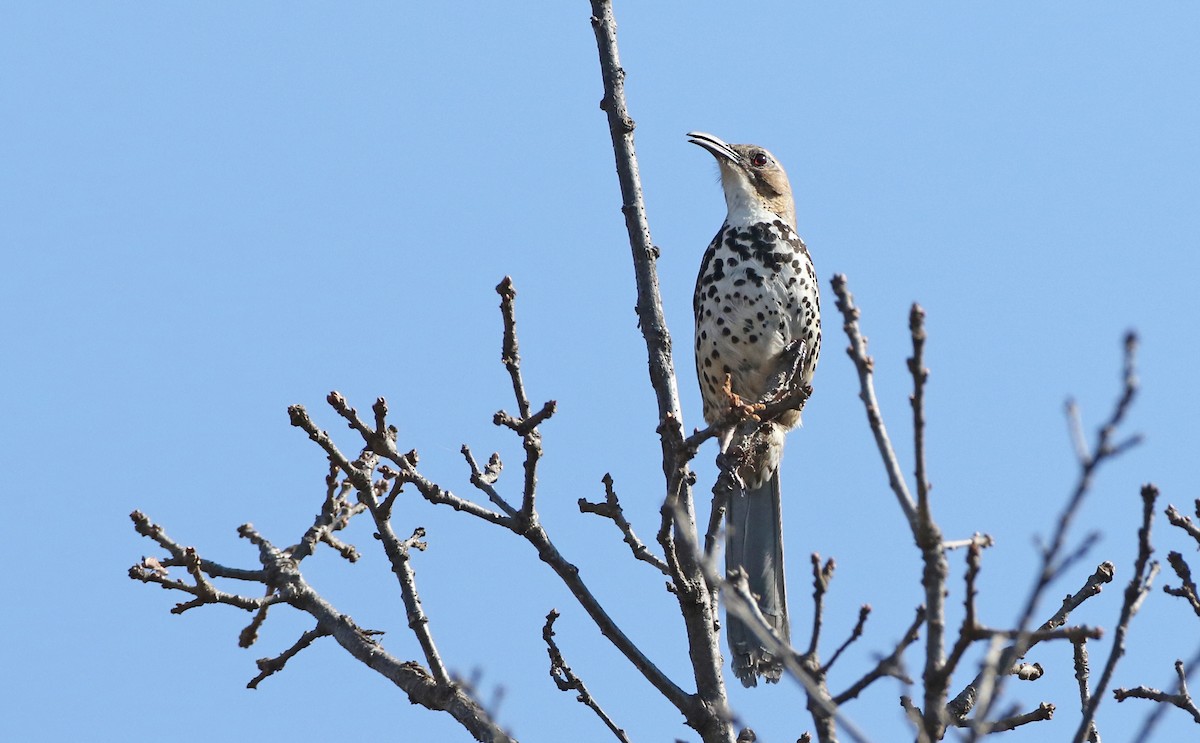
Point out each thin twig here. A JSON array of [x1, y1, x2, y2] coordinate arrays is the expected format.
[[496, 276, 532, 420], [830, 275, 918, 530], [543, 610, 632, 743], [131, 511, 510, 740], [1165, 501, 1200, 548], [823, 605, 871, 674], [905, 302, 950, 741], [806, 554, 836, 657], [957, 702, 1056, 733], [1121, 646, 1200, 733], [247, 626, 332, 689], [964, 334, 1141, 738], [578, 474, 670, 575], [1072, 638, 1100, 742], [947, 561, 1115, 722], [462, 445, 519, 518], [834, 606, 925, 705], [1072, 484, 1162, 743], [1164, 551, 1200, 617]]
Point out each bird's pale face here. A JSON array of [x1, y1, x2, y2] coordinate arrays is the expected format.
[[687, 132, 796, 227]]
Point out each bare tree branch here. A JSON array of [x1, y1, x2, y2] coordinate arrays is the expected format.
[[834, 606, 924, 706], [543, 610, 632, 743], [247, 625, 331, 689], [578, 474, 670, 575], [823, 605, 871, 675], [830, 274, 918, 530], [1071, 484, 1162, 743], [1165, 501, 1200, 548], [1120, 647, 1200, 732], [462, 445, 520, 518], [947, 561, 1115, 723], [956, 702, 1056, 733], [131, 511, 512, 741], [1164, 551, 1200, 617], [1072, 638, 1100, 742], [963, 334, 1141, 738], [589, 1, 731, 738]]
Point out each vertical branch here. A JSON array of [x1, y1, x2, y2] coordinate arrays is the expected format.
[[908, 304, 930, 509], [588, 0, 686, 441], [1073, 484, 1162, 743], [906, 303, 950, 739], [497, 276, 532, 420], [589, 2, 729, 740], [493, 278, 555, 520], [1072, 639, 1100, 742]]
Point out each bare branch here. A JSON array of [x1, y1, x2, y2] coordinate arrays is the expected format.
[[590, 2, 730, 736], [942, 533, 994, 552], [496, 275, 532, 421], [947, 561, 1115, 723], [578, 474, 670, 575], [1164, 551, 1200, 617], [128, 512, 287, 614], [238, 586, 275, 648], [1072, 484, 1162, 743], [462, 446, 519, 518], [1072, 639, 1100, 742], [944, 541, 985, 680], [719, 567, 874, 743], [247, 625, 332, 689], [830, 274, 918, 529], [908, 303, 930, 510], [1165, 501, 1200, 548], [1120, 647, 1200, 732], [963, 334, 1141, 736], [131, 510, 511, 741], [289, 402, 512, 528], [806, 553, 836, 658], [543, 610, 632, 743], [823, 605, 871, 675], [290, 464, 367, 563], [958, 702, 1056, 733], [834, 606, 924, 705]]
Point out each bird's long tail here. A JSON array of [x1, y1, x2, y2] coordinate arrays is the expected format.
[[726, 468, 789, 687]]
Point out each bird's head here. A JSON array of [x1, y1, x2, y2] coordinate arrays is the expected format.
[[687, 131, 796, 227]]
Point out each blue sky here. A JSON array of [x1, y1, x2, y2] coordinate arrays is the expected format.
[[4, 2, 1199, 741]]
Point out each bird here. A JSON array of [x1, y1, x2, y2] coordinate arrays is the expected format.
[[687, 131, 821, 687]]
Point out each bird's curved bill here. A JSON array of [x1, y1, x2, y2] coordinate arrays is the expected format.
[[687, 131, 740, 163]]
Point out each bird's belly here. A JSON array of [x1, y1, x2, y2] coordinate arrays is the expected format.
[[696, 277, 799, 416]]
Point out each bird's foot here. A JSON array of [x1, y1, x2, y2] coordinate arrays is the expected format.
[[763, 340, 808, 404], [720, 374, 764, 421]]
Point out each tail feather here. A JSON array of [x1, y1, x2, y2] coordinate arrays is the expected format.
[[726, 469, 789, 687]]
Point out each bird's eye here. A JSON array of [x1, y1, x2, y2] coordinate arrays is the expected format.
[[750, 152, 769, 167]]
